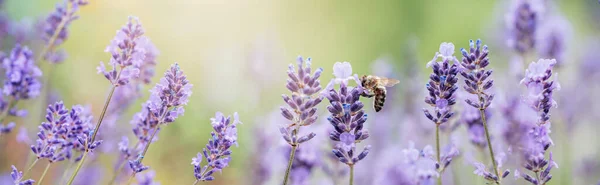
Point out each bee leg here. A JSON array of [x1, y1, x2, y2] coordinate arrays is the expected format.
[[361, 92, 375, 98]]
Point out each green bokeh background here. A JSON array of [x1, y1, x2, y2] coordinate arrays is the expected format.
[[1, 0, 598, 184]]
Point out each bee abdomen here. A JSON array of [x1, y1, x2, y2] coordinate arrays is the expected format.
[[374, 86, 386, 112]]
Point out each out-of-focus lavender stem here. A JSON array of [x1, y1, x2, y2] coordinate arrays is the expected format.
[[283, 143, 298, 185], [479, 97, 500, 185], [436, 124, 441, 185], [68, 84, 118, 185], [37, 163, 52, 185], [22, 158, 39, 179], [349, 164, 354, 185]]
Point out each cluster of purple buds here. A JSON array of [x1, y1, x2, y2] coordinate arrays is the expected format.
[[518, 58, 560, 185], [41, 0, 89, 63], [325, 80, 370, 166], [30, 101, 101, 163], [2, 44, 42, 100], [128, 63, 192, 173], [192, 112, 241, 182], [536, 14, 570, 67], [506, 0, 542, 54], [10, 165, 34, 185], [460, 39, 494, 110], [279, 56, 323, 146], [473, 162, 510, 182], [97, 17, 151, 86], [423, 43, 459, 126]]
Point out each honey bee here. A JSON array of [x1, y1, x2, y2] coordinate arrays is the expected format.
[[359, 75, 400, 112]]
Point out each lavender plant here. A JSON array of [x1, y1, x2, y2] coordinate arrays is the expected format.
[[122, 63, 192, 184], [517, 59, 560, 185], [505, 0, 543, 55], [536, 14, 570, 67], [192, 112, 241, 183], [423, 42, 459, 185], [0, 44, 41, 135], [375, 142, 438, 185], [10, 165, 34, 185], [25, 101, 100, 184], [279, 56, 323, 185], [67, 17, 155, 185], [40, 0, 88, 63], [324, 62, 370, 185], [458, 39, 511, 184]]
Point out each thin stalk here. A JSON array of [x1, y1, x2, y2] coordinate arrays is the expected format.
[[109, 141, 141, 185], [126, 126, 161, 185], [349, 164, 354, 185], [58, 162, 74, 184], [66, 85, 117, 185], [66, 144, 88, 185], [192, 180, 199, 185], [282, 144, 298, 185], [37, 163, 52, 185], [23, 158, 39, 179], [108, 159, 128, 185], [480, 106, 500, 185], [435, 124, 441, 185]]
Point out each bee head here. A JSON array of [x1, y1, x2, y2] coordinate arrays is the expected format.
[[360, 75, 367, 87]]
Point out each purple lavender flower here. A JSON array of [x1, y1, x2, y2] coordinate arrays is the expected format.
[[30, 102, 101, 163], [192, 112, 241, 182], [279, 56, 323, 146], [41, 0, 88, 63], [288, 139, 320, 185], [459, 39, 494, 110], [423, 43, 459, 126], [2, 44, 42, 100], [97, 17, 149, 86], [536, 14, 571, 67], [128, 63, 192, 174], [10, 165, 34, 185], [324, 62, 370, 168], [0, 122, 14, 135], [517, 58, 560, 185], [505, 0, 544, 54], [72, 166, 103, 185]]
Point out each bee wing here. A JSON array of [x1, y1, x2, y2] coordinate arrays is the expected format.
[[379, 77, 400, 87]]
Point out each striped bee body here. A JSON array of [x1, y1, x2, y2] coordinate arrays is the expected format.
[[359, 75, 399, 112]]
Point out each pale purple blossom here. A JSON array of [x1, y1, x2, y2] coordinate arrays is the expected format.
[[10, 165, 34, 185], [536, 14, 571, 67], [192, 112, 241, 182], [427, 42, 458, 68]]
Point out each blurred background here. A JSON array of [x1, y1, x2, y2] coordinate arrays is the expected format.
[[0, 0, 599, 184]]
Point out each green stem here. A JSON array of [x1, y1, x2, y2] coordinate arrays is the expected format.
[[108, 159, 128, 185], [282, 144, 298, 185], [126, 126, 161, 185], [126, 174, 135, 185], [436, 124, 442, 185], [37, 163, 52, 185], [109, 141, 141, 185], [66, 148, 88, 185], [349, 164, 354, 185], [66, 85, 117, 185], [23, 158, 39, 179], [480, 107, 500, 185], [192, 180, 199, 185], [58, 162, 74, 184]]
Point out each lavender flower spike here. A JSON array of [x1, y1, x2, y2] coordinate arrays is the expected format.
[[424, 42, 459, 185], [324, 62, 370, 185], [192, 112, 241, 183], [10, 165, 34, 185], [505, 0, 544, 54], [97, 17, 148, 86], [41, 0, 89, 63], [127, 63, 192, 175], [280, 56, 323, 185], [518, 59, 559, 185], [2, 44, 42, 100]]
